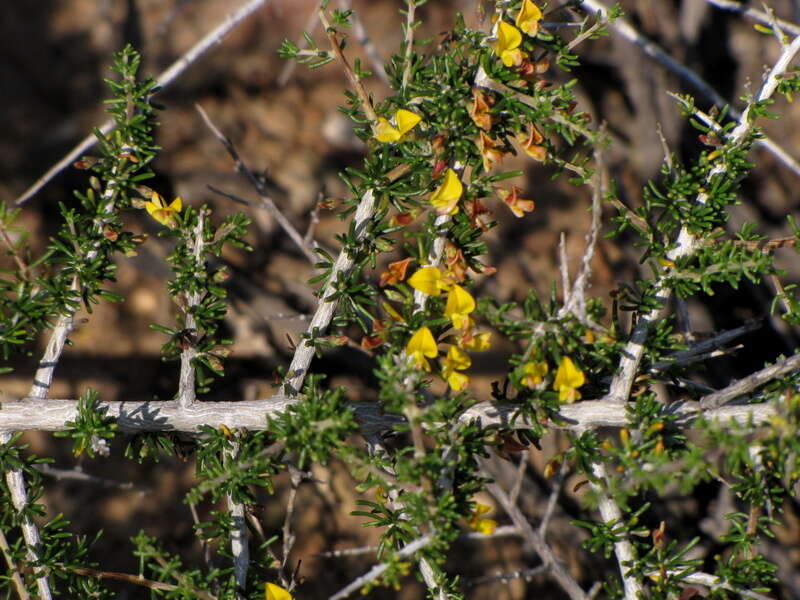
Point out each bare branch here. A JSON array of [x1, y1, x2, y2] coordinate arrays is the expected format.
[[482, 465, 588, 600], [277, 0, 323, 86], [699, 353, 800, 410], [0, 396, 781, 434], [195, 104, 317, 265], [467, 564, 548, 587], [226, 442, 249, 596], [401, 0, 418, 90], [705, 0, 800, 36], [178, 208, 208, 409], [14, 0, 272, 206], [562, 149, 605, 320], [328, 534, 434, 600], [659, 570, 774, 600], [281, 163, 410, 396], [587, 460, 643, 599]]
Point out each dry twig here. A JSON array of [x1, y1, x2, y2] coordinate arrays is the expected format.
[[14, 0, 272, 206]]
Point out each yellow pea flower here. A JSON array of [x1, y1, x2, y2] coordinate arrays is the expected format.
[[521, 360, 548, 388], [408, 266, 449, 297], [494, 21, 527, 67], [467, 502, 498, 535], [374, 108, 423, 143], [516, 0, 543, 37], [459, 331, 491, 351], [406, 326, 438, 371], [265, 582, 293, 600], [145, 191, 182, 227], [442, 344, 471, 391], [430, 168, 463, 215], [553, 356, 586, 403], [444, 285, 475, 330]]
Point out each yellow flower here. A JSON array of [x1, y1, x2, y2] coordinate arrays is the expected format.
[[516, 0, 543, 37], [521, 360, 548, 388], [467, 503, 498, 535], [265, 583, 293, 600], [429, 168, 463, 215], [374, 108, 423, 143], [408, 266, 450, 297], [145, 191, 182, 227], [442, 344, 471, 391], [406, 326, 438, 371], [445, 285, 476, 330], [459, 331, 491, 351], [494, 21, 527, 67], [553, 356, 585, 403]]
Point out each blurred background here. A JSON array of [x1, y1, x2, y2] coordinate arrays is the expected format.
[[2, 0, 800, 597]]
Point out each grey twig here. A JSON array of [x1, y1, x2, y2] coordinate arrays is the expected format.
[[178, 208, 208, 409], [34, 464, 146, 492], [658, 570, 774, 600], [655, 321, 762, 368], [482, 464, 588, 600], [226, 443, 249, 596], [699, 353, 800, 410], [401, 0, 418, 90], [328, 534, 434, 600], [0, 396, 781, 435], [538, 460, 567, 539], [558, 232, 571, 305], [561, 149, 605, 320], [14, 0, 272, 206], [587, 459, 643, 599], [195, 103, 318, 265], [317, 526, 521, 558], [280, 466, 303, 588], [467, 564, 549, 587], [705, 0, 800, 36]]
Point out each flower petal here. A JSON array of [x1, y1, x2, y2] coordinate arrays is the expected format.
[[406, 326, 438, 371], [396, 109, 423, 135], [516, 0, 543, 36], [554, 356, 585, 403], [265, 582, 293, 600], [375, 118, 401, 142], [430, 168, 463, 215], [445, 285, 476, 330], [408, 266, 445, 296]]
